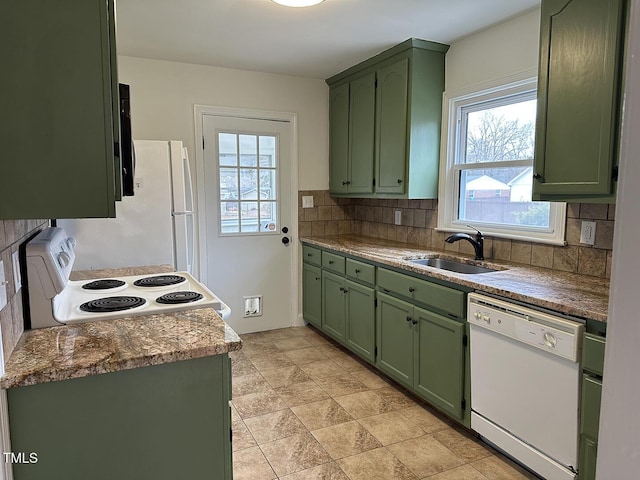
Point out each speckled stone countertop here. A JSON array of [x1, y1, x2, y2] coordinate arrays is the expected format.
[[1, 266, 242, 389], [302, 235, 610, 323]]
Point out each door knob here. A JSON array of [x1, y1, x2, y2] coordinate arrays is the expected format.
[[282, 237, 290, 245], [282, 226, 289, 234]]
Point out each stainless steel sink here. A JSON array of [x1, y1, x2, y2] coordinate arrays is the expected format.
[[408, 257, 502, 274]]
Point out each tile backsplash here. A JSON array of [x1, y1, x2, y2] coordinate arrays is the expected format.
[[298, 191, 614, 279], [0, 219, 47, 363]]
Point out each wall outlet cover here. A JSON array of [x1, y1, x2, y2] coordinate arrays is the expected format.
[[302, 195, 314, 208], [12, 250, 21, 291], [394, 210, 402, 225], [0, 260, 7, 311], [243, 295, 263, 317], [580, 221, 597, 245]]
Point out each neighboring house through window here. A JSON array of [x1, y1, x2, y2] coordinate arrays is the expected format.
[[438, 76, 566, 245]]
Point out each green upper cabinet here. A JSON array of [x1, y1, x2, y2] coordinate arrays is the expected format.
[[533, 0, 626, 202], [0, 0, 122, 219], [326, 38, 449, 199]]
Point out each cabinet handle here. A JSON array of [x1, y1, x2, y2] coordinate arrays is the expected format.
[[315, 277, 320, 281], [307, 253, 313, 257], [343, 288, 349, 294], [408, 287, 415, 293], [412, 319, 418, 325], [328, 260, 334, 264], [406, 316, 412, 323], [354, 269, 361, 274], [342, 180, 351, 186], [339, 287, 344, 292], [533, 173, 543, 180], [397, 179, 403, 184]]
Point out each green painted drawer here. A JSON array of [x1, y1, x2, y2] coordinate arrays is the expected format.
[[377, 268, 465, 318], [583, 334, 606, 376], [581, 374, 602, 439], [302, 245, 322, 267], [322, 251, 346, 275], [346, 258, 375, 286]]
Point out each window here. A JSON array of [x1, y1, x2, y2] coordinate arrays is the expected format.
[[217, 132, 278, 235], [438, 77, 566, 245]]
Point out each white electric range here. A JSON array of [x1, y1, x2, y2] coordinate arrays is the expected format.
[[24, 227, 230, 329]]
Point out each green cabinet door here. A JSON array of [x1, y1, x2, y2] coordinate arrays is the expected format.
[[329, 82, 350, 194], [376, 291, 414, 388], [579, 436, 599, 480], [533, 0, 625, 200], [375, 58, 409, 194], [348, 72, 376, 193], [0, 0, 120, 219], [303, 263, 322, 328], [322, 271, 347, 342], [345, 279, 376, 362], [414, 307, 465, 420], [8, 356, 232, 480]]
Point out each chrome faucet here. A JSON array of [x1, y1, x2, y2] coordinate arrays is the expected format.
[[445, 225, 484, 260]]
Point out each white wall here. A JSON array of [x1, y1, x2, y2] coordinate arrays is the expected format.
[[596, 0, 640, 476], [118, 56, 329, 190], [445, 8, 540, 92]]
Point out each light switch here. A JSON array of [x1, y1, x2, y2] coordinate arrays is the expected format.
[[0, 260, 7, 311], [302, 196, 314, 208]]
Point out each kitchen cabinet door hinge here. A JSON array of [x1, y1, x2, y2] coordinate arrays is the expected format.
[[202, 136, 205, 150], [374, 346, 378, 358], [372, 178, 376, 186], [374, 298, 378, 308], [462, 334, 468, 347], [461, 399, 466, 411], [612, 166, 619, 181]]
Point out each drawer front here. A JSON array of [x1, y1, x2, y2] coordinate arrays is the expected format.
[[322, 251, 346, 275], [583, 333, 606, 376], [302, 245, 322, 266], [377, 268, 465, 318], [346, 258, 375, 286], [581, 374, 602, 439]]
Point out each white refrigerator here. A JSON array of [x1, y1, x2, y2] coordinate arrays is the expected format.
[[59, 140, 196, 275]]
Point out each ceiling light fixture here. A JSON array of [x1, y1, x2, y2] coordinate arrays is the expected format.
[[271, 0, 325, 7]]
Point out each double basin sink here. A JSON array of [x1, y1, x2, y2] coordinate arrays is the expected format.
[[405, 256, 506, 275]]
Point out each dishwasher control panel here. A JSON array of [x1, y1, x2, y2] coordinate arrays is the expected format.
[[468, 293, 584, 362]]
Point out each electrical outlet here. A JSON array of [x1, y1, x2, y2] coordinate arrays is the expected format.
[[0, 260, 7, 311], [12, 250, 21, 291], [394, 210, 402, 225], [580, 221, 597, 245]]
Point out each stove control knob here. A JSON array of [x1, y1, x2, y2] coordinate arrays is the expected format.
[[474, 311, 482, 320], [65, 237, 76, 251], [481, 314, 491, 323], [57, 252, 71, 269]]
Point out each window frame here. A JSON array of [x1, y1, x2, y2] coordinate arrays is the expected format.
[[437, 75, 566, 245]]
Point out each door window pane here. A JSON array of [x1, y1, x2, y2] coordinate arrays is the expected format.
[[218, 132, 278, 235]]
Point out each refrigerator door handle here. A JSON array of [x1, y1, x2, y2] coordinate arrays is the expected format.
[[173, 211, 194, 216]]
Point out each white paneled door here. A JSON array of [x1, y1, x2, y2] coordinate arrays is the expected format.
[[200, 111, 296, 334]]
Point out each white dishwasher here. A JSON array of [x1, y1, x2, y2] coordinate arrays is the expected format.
[[468, 293, 584, 480]]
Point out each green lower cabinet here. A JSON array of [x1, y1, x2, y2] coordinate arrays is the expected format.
[[414, 307, 465, 420], [376, 292, 415, 389], [579, 436, 599, 480], [303, 263, 322, 328], [7, 355, 233, 480], [322, 270, 347, 342], [345, 279, 376, 362]]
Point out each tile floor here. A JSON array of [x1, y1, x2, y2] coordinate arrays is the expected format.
[[230, 325, 540, 480]]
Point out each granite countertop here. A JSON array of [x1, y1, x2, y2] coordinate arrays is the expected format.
[[1, 266, 242, 389], [301, 235, 610, 323]]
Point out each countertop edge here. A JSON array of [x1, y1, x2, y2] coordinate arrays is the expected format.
[[301, 235, 609, 323]]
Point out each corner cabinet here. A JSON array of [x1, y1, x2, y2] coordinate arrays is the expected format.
[[0, 0, 122, 219], [533, 0, 627, 202], [326, 38, 449, 199]]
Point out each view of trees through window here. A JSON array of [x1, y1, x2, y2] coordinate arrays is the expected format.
[[458, 97, 551, 228]]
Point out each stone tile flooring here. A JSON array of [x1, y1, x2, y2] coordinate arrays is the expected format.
[[231, 326, 540, 480]]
